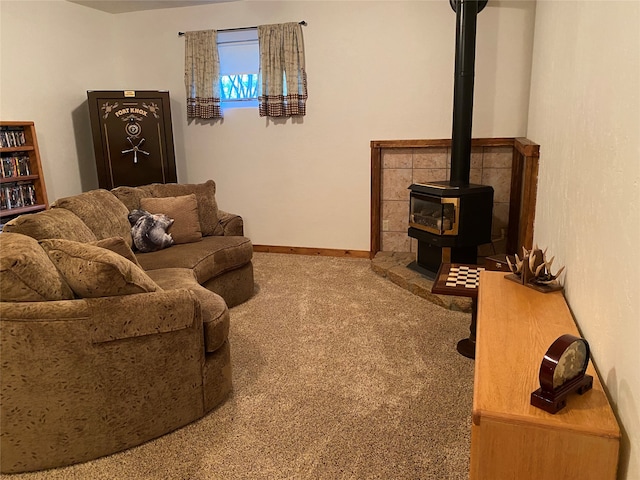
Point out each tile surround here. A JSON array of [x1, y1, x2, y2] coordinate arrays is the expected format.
[[413, 148, 448, 169], [380, 145, 513, 253], [382, 168, 412, 201], [382, 150, 413, 169], [382, 200, 410, 232], [481, 167, 512, 203]]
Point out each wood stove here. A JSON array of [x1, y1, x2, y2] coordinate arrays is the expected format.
[[408, 0, 492, 277], [408, 182, 493, 275]]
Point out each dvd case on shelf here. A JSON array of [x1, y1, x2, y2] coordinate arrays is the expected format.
[[0, 127, 26, 148], [1, 155, 31, 178], [0, 181, 37, 210]]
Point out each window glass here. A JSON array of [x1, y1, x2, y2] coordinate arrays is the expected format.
[[218, 29, 259, 106]]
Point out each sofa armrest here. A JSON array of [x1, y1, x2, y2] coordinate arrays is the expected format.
[[85, 289, 201, 343], [0, 289, 206, 473], [0, 289, 201, 344], [217, 209, 244, 236]]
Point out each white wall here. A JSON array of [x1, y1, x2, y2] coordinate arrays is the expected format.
[[527, 2, 640, 478], [1, 0, 535, 250], [1, 0, 638, 476], [108, 0, 535, 250], [0, 0, 120, 200]]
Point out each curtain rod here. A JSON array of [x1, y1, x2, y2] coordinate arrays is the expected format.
[[178, 21, 306, 36]]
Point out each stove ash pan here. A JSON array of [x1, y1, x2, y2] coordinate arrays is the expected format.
[[408, 182, 494, 248]]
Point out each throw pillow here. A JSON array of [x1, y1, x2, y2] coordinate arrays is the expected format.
[[140, 194, 203, 244], [89, 237, 142, 268], [128, 209, 175, 253], [40, 238, 161, 298], [143, 180, 223, 236], [0, 233, 74, 302]]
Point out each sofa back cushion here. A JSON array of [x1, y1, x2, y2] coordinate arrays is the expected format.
[[89, 237, 142, 268], [140, 194, 203, 244], [2, 208, 97, 242], [112, 180, 223, 236], [53, 190, 132, 247], [0, 233, 74, 302], [40, 239, 161, 298], [109, 185, 149, 213]]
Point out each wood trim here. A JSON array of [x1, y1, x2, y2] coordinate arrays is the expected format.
[[514, 137, 540, 158], [520, 154, 539, 250], [504, 138, 540, 253], [370, 137, 515, 149], [253, 245, 370, 258], [507, 148, 525, 254], [0, 121, 34, 127], [27, 122, 49, 209], [370, 145, 382, 258]]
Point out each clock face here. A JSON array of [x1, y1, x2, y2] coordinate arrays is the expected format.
[[552, 339, 588, 389]]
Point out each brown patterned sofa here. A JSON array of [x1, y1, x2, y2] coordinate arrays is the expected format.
[[0, 180, 253, 473]]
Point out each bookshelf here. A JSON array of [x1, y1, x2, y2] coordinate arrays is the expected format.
[[0, 121, 49, 223]]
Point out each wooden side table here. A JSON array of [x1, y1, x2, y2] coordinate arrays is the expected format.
[[471, 271, 620, 479], [431, 263, 484, 359]]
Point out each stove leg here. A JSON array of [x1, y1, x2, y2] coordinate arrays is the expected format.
[[456, 297, 477, 359]]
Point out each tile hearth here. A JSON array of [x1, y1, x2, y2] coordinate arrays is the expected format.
[[371, 251, 473, 313]]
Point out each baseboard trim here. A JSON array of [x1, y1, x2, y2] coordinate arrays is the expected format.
[[253, 245, 370, 259]]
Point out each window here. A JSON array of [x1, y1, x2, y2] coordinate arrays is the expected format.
[[217, 29, 259, 107]]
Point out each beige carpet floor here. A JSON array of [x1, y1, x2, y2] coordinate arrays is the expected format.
[[2, 253, 474, 480]]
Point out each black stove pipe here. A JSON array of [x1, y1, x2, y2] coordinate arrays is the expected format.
[[449, 0, 485, 186]]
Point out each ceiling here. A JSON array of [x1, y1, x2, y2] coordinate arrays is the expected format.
[[67, 0, 233, 14]]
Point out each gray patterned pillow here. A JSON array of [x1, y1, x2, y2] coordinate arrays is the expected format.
[[128, 209, 174, 253]]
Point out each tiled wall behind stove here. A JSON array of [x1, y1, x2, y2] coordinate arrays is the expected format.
[[381, 146, 513, 253]]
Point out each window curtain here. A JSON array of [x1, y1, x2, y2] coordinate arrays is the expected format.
[[257, 22, 308, 117], [184, 30, 222, 119]]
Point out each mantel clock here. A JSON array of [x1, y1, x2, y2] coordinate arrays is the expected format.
[[531, 333, 593, 414]]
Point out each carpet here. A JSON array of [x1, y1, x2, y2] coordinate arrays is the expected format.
[[2, 253, 474, 480]]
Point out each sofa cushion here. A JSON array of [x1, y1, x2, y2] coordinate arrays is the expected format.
[[135, 235, 253, 285], [0, 233, 74, 302], [112, 180, 223, 237], [89, 237, 142, 268], [53, 190, 132, 247], [140, 194, 202, 245], [109, 185, 149, 213], [2, 208, 97, 242], [147, 268, 229, 353], [40, 239, 161, 298]]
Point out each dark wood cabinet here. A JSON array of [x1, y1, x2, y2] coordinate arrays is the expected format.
[[87, 90, 177, 189]]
